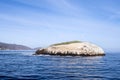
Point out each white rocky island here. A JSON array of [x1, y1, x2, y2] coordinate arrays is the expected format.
[[35, 41, 105, 56]]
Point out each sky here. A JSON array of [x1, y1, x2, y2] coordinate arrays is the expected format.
[[0, 0, 120, 52]]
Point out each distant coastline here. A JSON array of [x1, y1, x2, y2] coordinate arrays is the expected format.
[[0, 42, 32, 50]]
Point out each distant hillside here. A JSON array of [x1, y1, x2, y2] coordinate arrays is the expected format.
[[34, 47, 42, 50], [0, 42, 32, 50]]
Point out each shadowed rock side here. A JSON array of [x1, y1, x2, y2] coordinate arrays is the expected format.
[[35, 42, 105, 56]]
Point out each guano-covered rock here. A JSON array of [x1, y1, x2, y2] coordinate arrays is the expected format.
[[35, 41, 105, 56]]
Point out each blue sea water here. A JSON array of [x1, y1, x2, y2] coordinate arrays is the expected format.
[[0, 50, 120, 80]]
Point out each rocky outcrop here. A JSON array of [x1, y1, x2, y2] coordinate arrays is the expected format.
[[35, 41, 105, 56]]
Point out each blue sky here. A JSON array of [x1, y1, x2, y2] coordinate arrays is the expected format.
[[0, 0, 120, 52]]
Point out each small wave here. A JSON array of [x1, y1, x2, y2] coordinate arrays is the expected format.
[[0, 75, 18, 80]]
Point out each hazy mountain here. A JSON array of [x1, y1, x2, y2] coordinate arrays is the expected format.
[[34, 47, 42, 50], [0, 42, 32, 50]]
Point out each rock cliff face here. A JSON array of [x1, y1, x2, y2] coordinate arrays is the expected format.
[[35, 41, 105, 56]]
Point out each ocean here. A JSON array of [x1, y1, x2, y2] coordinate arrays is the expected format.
[[0, 50, 120, 80]]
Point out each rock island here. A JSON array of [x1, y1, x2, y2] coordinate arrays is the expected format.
[[35, 41, 105, 56]]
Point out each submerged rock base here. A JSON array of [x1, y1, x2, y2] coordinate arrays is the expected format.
[[35, 49, 105, 56]]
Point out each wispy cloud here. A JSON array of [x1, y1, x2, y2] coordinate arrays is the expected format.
[[0, 0, 120, 51]]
